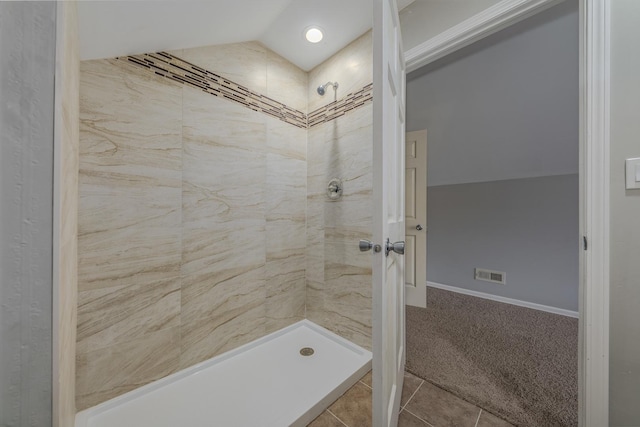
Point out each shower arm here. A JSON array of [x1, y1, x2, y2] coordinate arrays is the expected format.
[[323, 81, 338, 90]]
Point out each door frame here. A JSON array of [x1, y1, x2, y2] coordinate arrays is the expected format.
[[404, 0, 610, 425]]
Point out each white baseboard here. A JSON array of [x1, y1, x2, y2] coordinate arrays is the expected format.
[[426, 281, 579, 318]]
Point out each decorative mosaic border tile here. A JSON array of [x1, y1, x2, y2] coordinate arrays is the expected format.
[[118, 52, 373, 129], [307, 83, 373, 128], [119, 52, 307, 129]]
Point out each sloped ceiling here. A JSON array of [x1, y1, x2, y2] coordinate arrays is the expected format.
[[78, 0, 415, 71]]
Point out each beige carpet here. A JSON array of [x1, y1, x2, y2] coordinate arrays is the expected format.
[[406, 287, 578, 427]]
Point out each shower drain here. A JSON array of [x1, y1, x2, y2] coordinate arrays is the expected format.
[[299, 347, 315, 356]]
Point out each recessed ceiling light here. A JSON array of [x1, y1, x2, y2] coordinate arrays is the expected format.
[[305, 27, 323, 43]]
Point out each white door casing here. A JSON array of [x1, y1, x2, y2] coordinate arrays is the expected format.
[[373, 0, 406, 426], [405, 130, 427, 308]]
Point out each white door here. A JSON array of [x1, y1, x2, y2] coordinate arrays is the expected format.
[[372, 0, 406, 425], [405, 130, 427, 308]]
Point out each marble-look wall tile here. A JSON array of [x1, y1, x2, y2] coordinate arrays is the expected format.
[[265, 253, 306, 333], [306, 123, 327, 322], [308, 31, 373, 113], [55, 2, 79, 424], [265, 118, 307, 333], [324, 105, 373, 350], [177, 42, 308, 118], [76, 278, 180, 354], [323, 105, 373, 228], [306, 64, 373, 346], [76, 327, 180, 410], [78, 59, 183, 292], [77, 58, 183, 409], [77, 44, 312, 407], [180, 266, 266, 369], [323, 226, 372, 350], [180, 88, 267, 368], [177, 42, 268, 95], [267, 48, 308, 114], [306, 99, 373, 350]]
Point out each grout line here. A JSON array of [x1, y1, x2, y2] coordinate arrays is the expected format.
[[326, 409, 349, 427], [401, 379, 424, 411], [474, 409, 482, 427], [359, 380, 372, 390], [403, 407, 435, 427]]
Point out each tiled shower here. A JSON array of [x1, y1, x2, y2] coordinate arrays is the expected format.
[[76, 31, 374, 410]]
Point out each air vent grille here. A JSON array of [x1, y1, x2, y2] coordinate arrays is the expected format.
[[474, 268, 506, 285]]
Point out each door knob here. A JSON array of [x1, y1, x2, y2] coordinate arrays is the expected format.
[[385, 238, 405, 256], [359, 239, 382, 253], [359, 239, 373, 251], [416, 224, 423, 230]]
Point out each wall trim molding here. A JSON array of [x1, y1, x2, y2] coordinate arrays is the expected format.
[[405, 0, 564, 73], [579, 0, 610, 425], [426, 281, 579, 318]]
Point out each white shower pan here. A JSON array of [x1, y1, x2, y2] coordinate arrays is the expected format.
[[75, 320, 372, 427]]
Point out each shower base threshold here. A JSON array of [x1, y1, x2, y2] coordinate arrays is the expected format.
[[75, 320, 372, 427]]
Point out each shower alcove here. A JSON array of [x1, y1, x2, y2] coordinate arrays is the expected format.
[[75, 11, 375, 424]]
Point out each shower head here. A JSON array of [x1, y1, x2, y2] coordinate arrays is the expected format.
[[317, 81, 339, 96]]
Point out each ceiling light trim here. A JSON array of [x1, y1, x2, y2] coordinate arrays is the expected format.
[[305, 26, 324, 43]]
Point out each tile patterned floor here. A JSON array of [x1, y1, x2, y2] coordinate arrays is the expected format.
[[308, 371, 514, 427]]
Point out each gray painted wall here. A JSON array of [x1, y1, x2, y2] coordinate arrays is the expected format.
[[427, 175, 579, 311], [610, 1, 640, 424], [0, 2, 56, 425], [406, 0, 579, 187], [405, 1, 579, 311]]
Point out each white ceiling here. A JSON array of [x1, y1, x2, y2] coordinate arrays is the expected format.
[[78, 0, 415, 71]]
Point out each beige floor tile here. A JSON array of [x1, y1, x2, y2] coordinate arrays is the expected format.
[[307, 411, 345, 427], [360, 370, 372, 388], [398, 410, 432, 426], [476, 410, 515, 427], [401, 372, 424, 407], [328, 381, 372, 426], [404, 381, 481, 427]]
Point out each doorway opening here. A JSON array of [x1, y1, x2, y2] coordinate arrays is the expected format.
[[403, 1, 581, 425]]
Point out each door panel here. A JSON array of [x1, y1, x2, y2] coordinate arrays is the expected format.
[[405, 130, 427, 308], [405, 235, 416, 286], [373, 0, 406, 425], [405, 168, 416, 218]]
